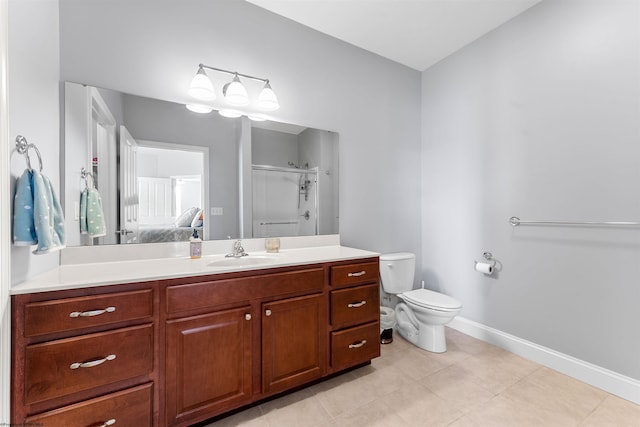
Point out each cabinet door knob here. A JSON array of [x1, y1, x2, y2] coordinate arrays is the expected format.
[[70, 354, 116, 370], [348, 340, 367, 349], [245, 313, 252, 320], [69, 306, 116, 318], [99, 419, 116, 427], [347, 301, 366, 308], [265, 309, 272, 316]]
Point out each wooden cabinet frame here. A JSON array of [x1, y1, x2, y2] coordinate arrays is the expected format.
[[12, 257, 380, 427]]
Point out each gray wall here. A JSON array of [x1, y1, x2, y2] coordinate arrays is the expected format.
[[251, 127, 299, 168], [9, 0, 60, 284], [58, 0, 423, 268], [421, 0, 640, 379]]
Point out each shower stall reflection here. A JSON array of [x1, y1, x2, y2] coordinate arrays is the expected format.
[[252, 165, 318, 237]]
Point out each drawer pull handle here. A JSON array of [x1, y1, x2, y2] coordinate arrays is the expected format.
[[265, 309, 272, 316], [349, 340, 367, 349], [99, 420, 116, 427], [347, 301, 367, 308], [70, 354, 116, 370], [69, 306, 116, 318], [245, 313, 252, 320], [347, 271, 366, 277]]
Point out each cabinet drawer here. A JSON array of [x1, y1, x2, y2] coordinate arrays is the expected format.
[[26, 383, 153, 427], [331, 283, 379, 330], [331, 321, 380, 371], [167, 268, 324, 314], [25, 324, 153, 404], [330, 261, 378, 288], [24, 289, 153, 337]]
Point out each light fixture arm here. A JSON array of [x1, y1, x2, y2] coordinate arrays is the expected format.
[[198, 64, 269, 85]]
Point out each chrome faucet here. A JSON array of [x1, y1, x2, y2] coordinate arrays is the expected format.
[[226, 240, 248, 258]]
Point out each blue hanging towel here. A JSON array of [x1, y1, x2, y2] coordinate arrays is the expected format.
[[80, 187, 107, 238], [12, 169, 37, 245], [12, 168, 66, 254], [31, 169, 66, 254]]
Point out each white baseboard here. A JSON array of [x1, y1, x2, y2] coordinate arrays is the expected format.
[[448, 316, 640, 405]]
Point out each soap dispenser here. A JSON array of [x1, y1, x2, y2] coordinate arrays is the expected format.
[[190, 229, 202, 259]]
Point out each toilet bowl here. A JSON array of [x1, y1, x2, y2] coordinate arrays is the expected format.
[[379, 252, 462, 353], [396, 288, 462, 353]]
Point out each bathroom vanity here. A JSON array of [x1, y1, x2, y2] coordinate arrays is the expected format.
[[10, 243, 380, 426]]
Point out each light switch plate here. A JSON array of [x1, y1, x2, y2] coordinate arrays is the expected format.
[[211, 207, 223, 216]]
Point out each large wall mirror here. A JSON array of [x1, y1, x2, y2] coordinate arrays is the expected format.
[[63, 82, 339, 247]]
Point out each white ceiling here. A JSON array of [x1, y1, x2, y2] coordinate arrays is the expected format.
[[247, 0, 542, 71]]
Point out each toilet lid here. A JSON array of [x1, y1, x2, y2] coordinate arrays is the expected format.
[[401, 288, 462, 311]]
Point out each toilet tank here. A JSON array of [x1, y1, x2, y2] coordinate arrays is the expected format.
[[379, 252, 415, 294]]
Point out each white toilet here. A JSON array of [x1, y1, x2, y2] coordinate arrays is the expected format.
[[380, 252, 462, 353]]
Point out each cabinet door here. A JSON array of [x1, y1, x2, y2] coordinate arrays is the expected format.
[[166, 306, 252, 425], [262, 294, 326, 394]]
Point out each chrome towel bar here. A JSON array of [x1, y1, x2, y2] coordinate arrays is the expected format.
[[509, 216, 640, 227], [259, 221, 298, 225]]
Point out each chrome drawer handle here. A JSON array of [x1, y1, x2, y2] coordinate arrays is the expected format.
[[349, 340, 367, 349], [69, 306, 116, 318], [347, 271, 366, 277], [99, 420, 116, 427], [70, 354, 116, 370], [347, 301, 367, 308]]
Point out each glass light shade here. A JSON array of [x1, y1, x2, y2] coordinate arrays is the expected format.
[[257, 82, 280, 111], [218, 109, 242, 118], [248, 115, 267, 122], [223, 75, 249, 106], [188, 68, 216, 101], [186, 104, 213, 114]]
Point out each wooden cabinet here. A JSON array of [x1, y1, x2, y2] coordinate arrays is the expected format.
[[12, 284, 157, 425], [262, 293, 326, 394], [329, 261, 381, 372], [12, 256, 379, 426], [164, 266, 326, 426], [25, 324, 153, 404], [25, 383, 153, 427], [330, 283, 380, 330], [165, 307, 253, 425], [23, 289, 153, 337]]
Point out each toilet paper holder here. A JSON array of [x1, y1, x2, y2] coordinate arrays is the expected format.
[[474, 251, 497, 274], [482, 251, 495, 263]]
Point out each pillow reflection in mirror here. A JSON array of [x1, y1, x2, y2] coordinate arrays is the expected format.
[[174, 207, 200, 227], [191, 209, 204, 227]]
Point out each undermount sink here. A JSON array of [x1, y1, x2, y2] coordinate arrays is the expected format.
[[207, 255, 279, 268]]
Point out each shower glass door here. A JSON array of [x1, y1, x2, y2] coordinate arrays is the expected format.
[[252, 165, 318, 238]]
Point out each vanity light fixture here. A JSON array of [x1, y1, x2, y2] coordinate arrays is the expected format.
[[218, 109, 242, 118], [186, 104, 214, 114], [188, 66, 216, 101], [257, 81, 279, 111], [188, 64, 280, 111], [222, 74, 249, 106]]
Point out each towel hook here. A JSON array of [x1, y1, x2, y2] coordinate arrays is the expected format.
[[81, 167, 95, 188], [15, 135, 43, 172]]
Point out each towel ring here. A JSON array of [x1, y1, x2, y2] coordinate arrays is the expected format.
[[15, 135, 43, 172]]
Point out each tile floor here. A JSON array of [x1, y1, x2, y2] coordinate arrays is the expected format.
[[206, 328, 640, 426]]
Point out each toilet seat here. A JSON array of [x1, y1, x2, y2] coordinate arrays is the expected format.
[[401, 288, 462, 312]]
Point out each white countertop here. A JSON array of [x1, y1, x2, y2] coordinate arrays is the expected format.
[[11, 244, 379, 295]]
